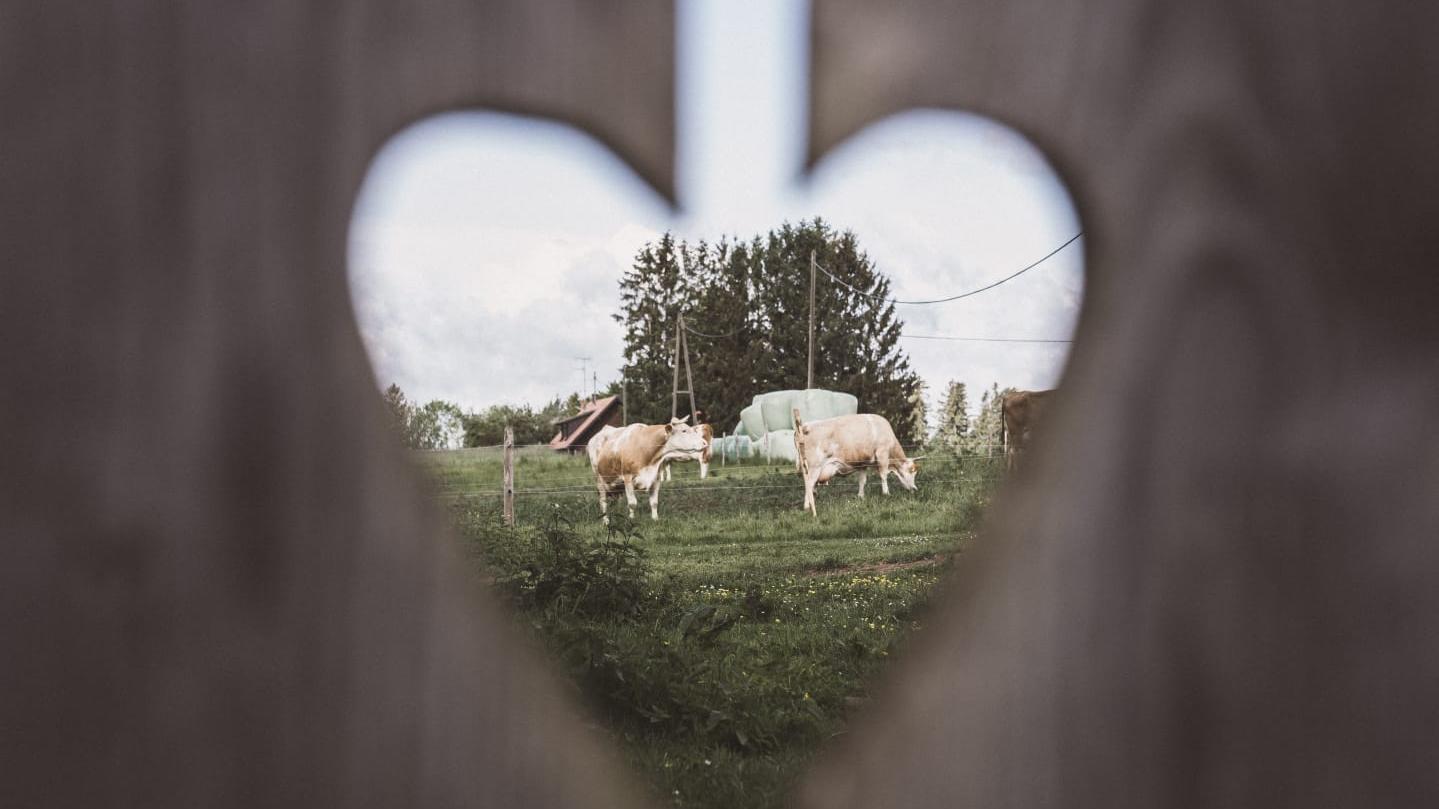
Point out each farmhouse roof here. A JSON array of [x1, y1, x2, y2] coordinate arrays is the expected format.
[[547, 395, 620, 452]]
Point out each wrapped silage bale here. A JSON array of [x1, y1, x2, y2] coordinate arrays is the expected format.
[[755, 389, 858, 432], [738, 402, 766, 439], [803, 389, 857, 422], [731, 389, 858, 464], [761, 429, 799, 464], [714, 434, 754, 462], [757, 391, 802, 432]]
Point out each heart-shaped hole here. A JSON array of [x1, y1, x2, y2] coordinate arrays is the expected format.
[[347, 24, 1082, 809]]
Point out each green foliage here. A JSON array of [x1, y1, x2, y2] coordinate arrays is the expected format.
[[966, 383, 1017, 455], [461, 398, 567, 447], [465, 505, 650, 618], [380, 384, 463, 449], [616, 233, 691, 426], [434, 447, 1005, 809], [907, 379, 929, 449], [749, 220, 922, 444], [614, 220, 923, 441], [932, 380, 972, 454]]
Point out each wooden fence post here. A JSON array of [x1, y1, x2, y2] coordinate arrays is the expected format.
[[502, 426, 515, 527]]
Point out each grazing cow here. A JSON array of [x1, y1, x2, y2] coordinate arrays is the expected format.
[[1000, 389, 1054, 471], [662, 422, 714, 481], [588, 417, 708, 521], [792, 409, 920, 517]]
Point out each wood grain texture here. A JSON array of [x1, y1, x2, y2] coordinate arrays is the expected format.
[[8, 1, 1439, 807], [802, 1, 1439, 807], [0, 2, 670, 807]]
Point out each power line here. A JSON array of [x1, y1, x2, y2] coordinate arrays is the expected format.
[[902, 334, 1072, 344], [677, 231, 1082, 343], [815, 231, 1083, 306]]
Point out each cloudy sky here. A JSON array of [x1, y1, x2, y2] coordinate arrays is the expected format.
[[348, 0, 1084, 424]]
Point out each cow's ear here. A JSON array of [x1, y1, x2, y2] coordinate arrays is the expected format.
[[665, 423, 674, 435]]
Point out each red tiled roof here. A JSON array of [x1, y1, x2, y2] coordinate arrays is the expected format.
[[548, 395, 620, 450]]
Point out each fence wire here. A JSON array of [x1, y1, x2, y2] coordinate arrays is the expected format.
[[424, 448, 1012, 502]]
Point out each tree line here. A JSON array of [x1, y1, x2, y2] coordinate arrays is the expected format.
[[615, 218, 924, 444], [382, 218, 1024, 453], [382, 383, 607, 449], [929, 380, 1018, 456]]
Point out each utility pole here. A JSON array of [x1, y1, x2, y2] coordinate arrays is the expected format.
[[621, 378, 628, 424], [670, 313, 698, 421], [808, 249, 816, 389], [680, 314, 697, 421], [671, 316, 681, 419]]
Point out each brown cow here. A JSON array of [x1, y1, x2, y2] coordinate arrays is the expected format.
[[793, 409, 920, 517], [588, 417, 708, 521], [1000, 389, 1054, 471]]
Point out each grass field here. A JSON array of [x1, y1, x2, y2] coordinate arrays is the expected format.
[[422, 447, 1004, 809]]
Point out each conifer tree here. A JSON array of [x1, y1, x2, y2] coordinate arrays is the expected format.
[[614, 220, 923, 442], [614, 233, 690, 426], [967, 384, 1016, 456], [933, 380, 972, 454], [682, 238, 759, 431], [749, 219, 923, 443], [907, 379, 929, 451]]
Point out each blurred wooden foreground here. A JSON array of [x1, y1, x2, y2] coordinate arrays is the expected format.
[[5, 1, 1439, 807]]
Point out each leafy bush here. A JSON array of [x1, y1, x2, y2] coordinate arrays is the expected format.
[[461, 502, 650, 619]]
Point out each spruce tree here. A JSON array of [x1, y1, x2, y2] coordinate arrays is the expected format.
[[749, 218, 922, 444], [614, 220, 923, 442], [933, 380, 972, 454], [684, 237, 760, 430], [614, 233, 690, 426], [967, 384, 1017, 456]]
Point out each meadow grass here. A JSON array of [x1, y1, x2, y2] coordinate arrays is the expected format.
[[429, 449, 1004, 809]]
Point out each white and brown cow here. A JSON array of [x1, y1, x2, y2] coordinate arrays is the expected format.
[[792, 409, 920, 517], [1000, 389, 1054, 471], [588, 417, 708, 521]]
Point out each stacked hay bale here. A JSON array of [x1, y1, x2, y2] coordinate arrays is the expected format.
[[714, 389, 859, 464]]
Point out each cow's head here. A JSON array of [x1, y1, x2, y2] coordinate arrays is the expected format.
[[894, 456, 921, 491], [662, 417, 708, 458]]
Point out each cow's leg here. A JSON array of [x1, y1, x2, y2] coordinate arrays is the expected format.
[[623, 475, 638, 518], [857, 470, 868, 499], [804, 467, 823, 516], [648, 475, 662, 520], [699, 457, 709, 480], [879, 456, 892, 495], [596, 476, 611, 524]]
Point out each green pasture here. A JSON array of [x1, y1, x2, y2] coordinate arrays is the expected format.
[[423, 448, 1005, 809]]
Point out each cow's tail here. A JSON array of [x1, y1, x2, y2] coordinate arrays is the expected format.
[[792, 408, 808, 476], [999, 399, 1008, 458]]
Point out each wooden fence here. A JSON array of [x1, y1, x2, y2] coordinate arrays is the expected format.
[[6, 1, 1439, 807]]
